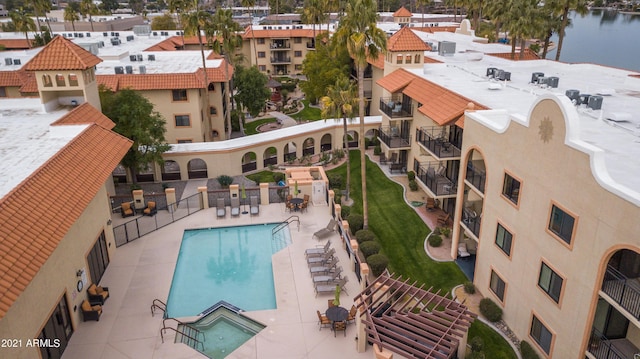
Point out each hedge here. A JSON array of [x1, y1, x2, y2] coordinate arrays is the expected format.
[[360, 241, 381, 258], [367, 254, 389, 277], [355, 229, 376, 244], [479, 298, 503, 322]]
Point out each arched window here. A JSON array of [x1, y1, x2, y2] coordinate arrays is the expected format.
[[55, 74, 66, 87], [42, 74, 52, 87], [414, 54, 421, 63], [68, 74, 79, 86]]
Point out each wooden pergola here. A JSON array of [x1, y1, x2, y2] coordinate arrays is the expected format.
[[354, 274, 477, 359]]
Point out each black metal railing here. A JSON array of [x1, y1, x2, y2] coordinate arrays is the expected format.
[[270, 42, 291, 49], [588, 327, 628, 359], [263, 156, 277, 167], [416, 127, 462, 159], [113, 192, 202, 247], [303, 146, 314, 156], [241, 161, 257, 173], [284, 151, 296, 162], [379, 97, 412, 118], [379, 125, 411, 148], [321, 143, 332, 152], [466, 164, 486, 194], [463, 216, 481, 238], [161, 172, 181, 181], [413, 160, 457, 196], [602, 266, 640, 319], [270, 57, 291, 63]]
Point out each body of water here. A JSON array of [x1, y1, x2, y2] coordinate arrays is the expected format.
[[545, 10, 640, 72]]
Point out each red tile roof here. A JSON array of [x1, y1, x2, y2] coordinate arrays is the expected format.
[[16, 71, 38, 94], [488, 48, 541, 61], [376, 68, 416, 93], [367, 53, 385, 69], [0, 108, 131, 319], [24, 35, 102, 71], [393, 6, 412, 17], [0, 71, 21, 87], [387, 27, 431, 52], [0, 38, 32, 50], [51, 103, 115, 130], [242, 27, 320, 39]]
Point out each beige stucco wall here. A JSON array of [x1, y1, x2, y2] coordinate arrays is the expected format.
[[0, 184, 115, 359], [460, 96, 640, 358]]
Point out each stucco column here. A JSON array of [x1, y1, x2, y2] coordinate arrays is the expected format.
[[229, 184, 240, 201], [132, 189, 144, 210], [360, 263, 370, 293], [335, 204, 342, 221], [165, 188, 176, 213], [350, 240, 359, 272], [328, 190, 335, 215], [342, 221, 350, 247], [153, 162, 162, 183], [198, 186, 208, 209], [374, 344, 394, 359], [458, 329, 469, 358], [259, 182, 270, 205], [355, 304, 367, 353]]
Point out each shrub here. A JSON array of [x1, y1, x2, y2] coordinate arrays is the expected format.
[[328, 174, 343, 189], [130, 183, 141, 191], [479, 298, 503, 322], [341, 205, 351, 219], [367, 254, 389, 277], [470, 336, 484, 352], [360, 241, 381, 258], [428, 234, 442, 247], [355, 229, 376, 244], [364, 137, 371, 149], [373, 145, 381, 155], [407, 171, 415, 181], [464, 281, 476, 294], [334, 193, 341, 205], [408, 179, 418, 191], [332, 148, 345, 159], [347, 214, 364, 233], [520, 340, 541, 359], [273, 172, 285, 183], [440, 227, 451, 237], [217, 175, 234, 187]]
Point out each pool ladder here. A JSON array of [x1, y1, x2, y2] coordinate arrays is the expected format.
[[272, 215, 299, 235], [150, 298, 167, 317], [161, 317, 205, 352]]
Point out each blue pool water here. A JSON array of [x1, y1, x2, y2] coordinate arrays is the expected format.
[[166, 224, 291, 318]]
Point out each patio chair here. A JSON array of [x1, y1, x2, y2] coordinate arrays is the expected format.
[[250, 196, 259, 216], [312, 266, 342, 285], [307, 248, 335, 266], [309, 257, 338, 276], [437, 213, 450, 226], [316, 310, 331, 330], [87, 283, 109, 305], [458, 243, 471, 259], [120, 202, 135, 218], [231, 197, 240, 217], [334, 320, 347, 337], [379, 152, 387, 164], [312, 219, 338, 240], [216, 198, 226, 218], [81, 300, 102, 322], [389, 152, 398, 164], [143, 201, 157, 216], [426, 198, 436, 211], [305, 240, 332, 258], [347, 305, 357, 323], [315, 277, 348, 297]]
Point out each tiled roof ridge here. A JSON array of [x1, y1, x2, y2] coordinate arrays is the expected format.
[[393, 6, 412, 17], [24, 35, 102, 71], [51, 103, 116, 130], [387, 27, 431, 52], [0, 124, 132, 319]]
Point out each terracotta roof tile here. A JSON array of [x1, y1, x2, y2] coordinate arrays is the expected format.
[[412, 26, 459, 34], [0, 38, 32, 50], [393, 6, 412, 17], [0, 111, 132, 320], [376, 68, 416, 93], [367, 53, 385, 69], [387, 27, 431, 52], [488, 48, 540, 61], [17, 71, 38, 93], [24, 35, 102, 71], [0, 71, 22, 86], [51, 103, 115, 129], [423, 56, 443, 64]]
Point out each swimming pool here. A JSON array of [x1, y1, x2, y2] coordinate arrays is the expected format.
[[166, 224, 291, 318]]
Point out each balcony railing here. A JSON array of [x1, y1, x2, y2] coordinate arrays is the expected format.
[[602, 266, 640, 319], [380, 98, 412, 118], [416, 126, 461, 159], [588, 327, 635, 359], [462, 207, 481, 238], [271, 57, 291, 63], [413, 159, 457, 196], [466, 163, 486, 194], [306, 41, 315, 49], [379, 126, 411, 149], [270, 42, 291, 49]]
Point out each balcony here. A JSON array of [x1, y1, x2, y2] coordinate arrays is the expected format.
[[602, 266, 640, 320], [270, 40, 291, 50], [413, 160, 457, 197], [588, 327, 639, 359], [379, 126, 411, 149], [462, 207, 481, 238], [306, 41, 315, 49], [271, 57, 291, 63], [416, 126, 462, 159], [465, 163, 486, 194], [380, 98, 412, 118]]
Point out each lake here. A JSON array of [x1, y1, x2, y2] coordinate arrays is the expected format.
[[545, 10, 640, 72]]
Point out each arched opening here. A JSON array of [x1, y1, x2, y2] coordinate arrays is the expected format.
[[345, 130, 358, 148], [263, 147, 278, 167], [187, 158, 208, 179], [161, 160, 181, 181], [241, 152, 257, 173], [465, 148, 487, 194], [320, 134, 332, 152], [136, 163, 155, 182], [284, 142, 297, 162], [302, 137, 315, 156], [112, 164, 127, 184]]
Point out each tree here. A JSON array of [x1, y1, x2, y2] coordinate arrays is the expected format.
[[33, 0, 52, 34], [129, 0, 144, 14], [234, 66, 271, 117], [551, 0, 588, 61], [417, 0, 433, 27], [100, 0, 120, 12], [168, 0, 193, 48], [9, 9, 35, 48], [301, 34, 351, 104], [80, 0, 98, 31], [335, 0, 386, 229], [240, 0, 258, 63], [64, 4, 80, 32], [151, 13, 177, 30], [320, 74, 358, 202], [100, 87, 171, 184], [301, 0, 327, 44]]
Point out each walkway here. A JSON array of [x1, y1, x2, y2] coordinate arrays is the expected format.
[[268, 111, 297, 127]]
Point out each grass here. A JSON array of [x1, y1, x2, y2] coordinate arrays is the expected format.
[[244, 117, 276, 135], [291, 99, 322, 122], [327, 150, 517, 358], [246, 170, 281, 184]]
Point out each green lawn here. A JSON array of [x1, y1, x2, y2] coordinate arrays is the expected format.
[[246, 170, 281, 184], [291, 99, 322, 122], [244, 117, 276, 135]]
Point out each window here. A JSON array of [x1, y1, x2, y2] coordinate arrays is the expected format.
[[68, 73, 79, 86], [172, 89, 188, 102], [405, 54, 412, 64], [530, 315, 553, 354], [414, 54, 421, 63], [0, 87, 6, 97], [396, 54, 403, 64], [177, 139, 192, 143], [55, 74, 66, 87], [259, 65, 266, 71], [549, 204, 575, 244], [495, 223, 513, 256], [538, 262, 563, 303], [43, 74, 52, 87], [295, 64, 303, 71], [490, 270, 506, 301], [502, 173, 521, 204], [294, 50, 302, 57], [209, 106, 217, 115], [257, 38, 265, 44], [87, 231, 109, 285], [174, 114, 191, 127], [258, 51, 266, 58], [294, 37, 302, 43]]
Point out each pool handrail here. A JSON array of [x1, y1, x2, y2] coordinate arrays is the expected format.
[[151, 298, 167, 317], [161, 317, 205, 350], [272, 215, 300, 237]]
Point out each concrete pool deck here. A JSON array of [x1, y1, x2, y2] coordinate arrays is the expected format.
[[61, 202, 375, 359]]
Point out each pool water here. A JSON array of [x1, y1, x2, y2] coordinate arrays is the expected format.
[[166, 224, 291, 318]]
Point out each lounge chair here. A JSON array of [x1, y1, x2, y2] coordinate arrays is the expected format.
[[312, 267, 342, 284], [426, 198, 436, 211], [305, 240, 332, 258], [81, 299, 102, 321], [87, 283, 109, 305], [231, 197, 240, 217], [120, 201, 135, 218], [315, 277, 348, 297], [458, 243, 471, 258], [309, 257, 338, 275], [216, 198, 226, 218], [437, 213, 450, 226], [307, 248, 335, 266], [250, 196, 259, 216], [143, 201, 157, 216], [312, 219, 338, 240], [316, 310, 331, 330], [379, 152, 387, 164]]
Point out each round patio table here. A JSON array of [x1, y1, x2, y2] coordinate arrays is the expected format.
[[290, 197, 304, 211], [326, 306, 349, 331]]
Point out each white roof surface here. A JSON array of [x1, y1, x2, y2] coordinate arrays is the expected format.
[[0, 99, 82, 199]]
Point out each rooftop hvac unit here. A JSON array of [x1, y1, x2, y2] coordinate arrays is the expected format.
[[98, 41, 104, 48], [486, 67, 497, 77], [111, 32, 115, 36], [498, 71, 511, 81], [126, 35, 134, 41], [547, 76, 559, 88], [13, 59, 20, 65], [148, 54, 156, 61], [579, 93, 591, 105], [139, 65, 146, 74], [537, 76, 549, 86], [4, 58, 12, 66], [110, 38, 121, 46], [136, 54, 143, 61], [588, 95, 603, 110], [153, 31, 157, 36], [125, 65, 133, 74], [115, 32, 120, 37], [73, 33, 78, 37], [438, 41, 456, 56], [103, 32, 108, 37], [78, 33, 84, 38], [531, 72, 544, 83], [86, 32, 91, 37], [62, 33, 67, 37], [130, 55, 137, 61], [115, 66, 124, 74], [565, 89, 580, 103]]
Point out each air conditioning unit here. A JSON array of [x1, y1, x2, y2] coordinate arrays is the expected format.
[[546, 76, 559, 88], [438, 41, 456, 56], [110, 38, 121, 46], [148, 54, 156, 61], [139, 65, 146, 74], [126, 35, 134, 41], [565, 89, 580, 103], [130, 55, 137, 61], [531, 72, 544, 83], [152, 31, 158, 36], [4, 58, 12, 66], [86, 32, 91, 37], [498, 70, 511, 81], [579, 93, 591, 105], [588, 95, 603, 110], [125, 65, 133, 74], [136, 54, 143, 61], [115, 66, 124, 74], [486, 67, 497, 77], [537, 77, 549, 86], [103, 32, 108, 37], [13, 59, 21, 65]]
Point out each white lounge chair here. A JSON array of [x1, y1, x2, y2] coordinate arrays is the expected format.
[[250, 196, 259, 216], [305, 240, 331, 258], [315, 277, 348, 297], [231, 197, 240, 217], [216, 198, 226, 218]]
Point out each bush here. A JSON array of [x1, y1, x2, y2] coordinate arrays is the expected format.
[[273, 172, 285, 183], [332, 149, 345, 159], [347, 214, 364, 233], [440, 227, 451, 237], [341, 205, 351, 219], [407, 171, 415, 181], [464, 281, 476, 294], [470, 336, 484, 352], [328, 174, 343, 189], [364, 137, 371, 149], [428, 234, 442, 247], [217, 175, 234, 188], [373, 145, 381, 155], [520, 340, 541, 359], [408, 179, 418, 191], [479, 298, 503, 322], [360, 241, 381, 258], [334, 193, 341, 205], [355, 229, 376, 244], [367, 254, 389, 277]]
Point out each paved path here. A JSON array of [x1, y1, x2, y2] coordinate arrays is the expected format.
[[268, 111, 297, 127], [179, 178, 207, 202]]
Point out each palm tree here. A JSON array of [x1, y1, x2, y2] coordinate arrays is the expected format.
[[551, 0, 588, 61], [9, 10, 36, 48], [301, 0, 327, 45], [240, 0, 259, 63], [208, 8, 243, 140], [80, 0, 98, 32], [168, 0, 192, 49], [321, 75, 358, 202], [417, 0, 433, 27], [33, 0, 53, 34], [335, 0, 386, 229], [64, 5, 80, 32]]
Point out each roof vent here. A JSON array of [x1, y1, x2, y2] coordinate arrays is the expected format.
[[588, 95, 603, 110], [115, 66, 124, 74], [4, 58, 12, 66], [125, 65, 133, 74], [546, 76, 559, 88], [130, 55, 137, 61], [606, 112, 632, 122], [13, 59, 20, 65], [148, 54, 156, 61], [126, 35, 134, 41], [139, 65, 146, 74], [531, 72, 544, 83], [565, 89, 580, 103]]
